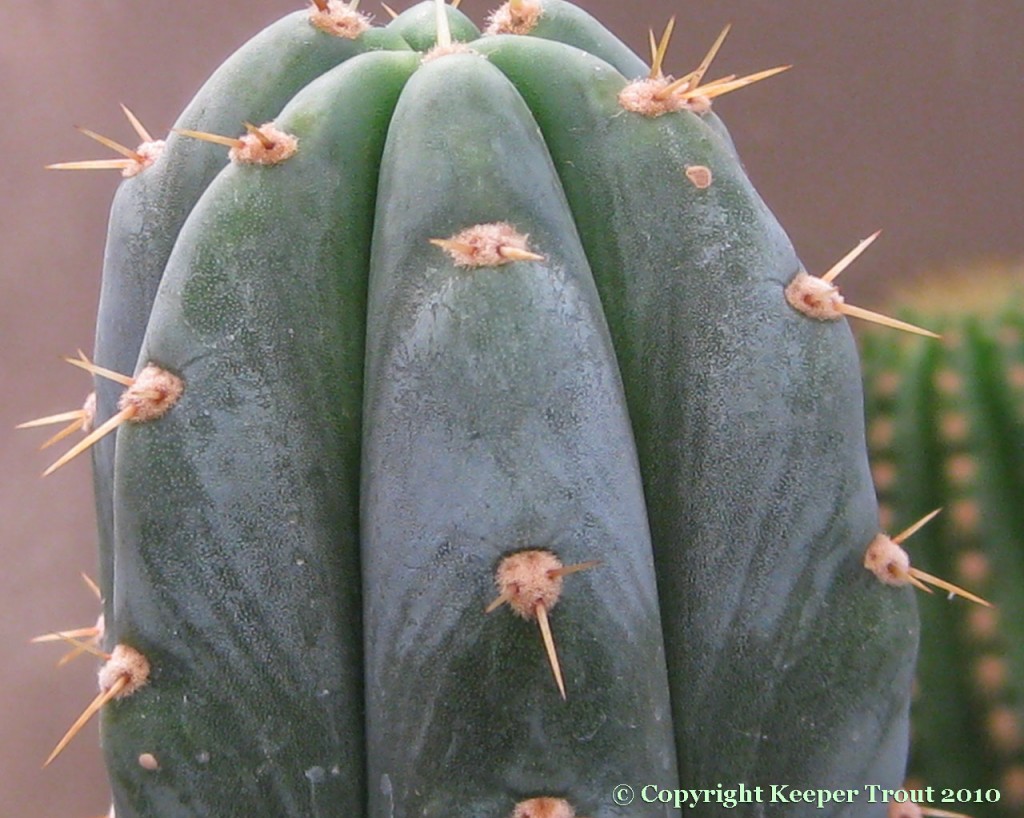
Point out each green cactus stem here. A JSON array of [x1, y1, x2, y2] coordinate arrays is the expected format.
[[20, 2, 962, 816], [361, 52, 677, 818], [46, 3, 407, 644]]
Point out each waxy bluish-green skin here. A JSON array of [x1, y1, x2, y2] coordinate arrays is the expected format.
[[361, 54, 678, 818], [479, 35, 918, 816], [91, 14, 407, 637], [105, 51, 419, 818]]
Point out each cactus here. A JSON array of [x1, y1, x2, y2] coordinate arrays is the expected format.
[[860, 272, 1024, 818], [21, 1, 988, 816]]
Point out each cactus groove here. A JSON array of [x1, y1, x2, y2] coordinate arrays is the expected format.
[[23, 1, 992, 816]]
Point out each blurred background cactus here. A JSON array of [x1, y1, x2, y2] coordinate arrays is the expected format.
[[859, 266, 1024, 818]]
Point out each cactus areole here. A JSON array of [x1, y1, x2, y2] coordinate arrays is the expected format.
[[29, 1, 933, 817]]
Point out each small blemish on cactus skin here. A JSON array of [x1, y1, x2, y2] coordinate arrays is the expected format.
[[511, 796, 580, 818], [684, 165, 713, 189], [486, 550, 600, 699], [46, 105, 164, 177], [485, 0, 543, 36], [174, 122, 298, 166], [37, 353, 183, 476], [308, 0, 371, 39], [785, 232, 940, 338], [430, 223, 545, 268], [863, 509, 991, 606], [45, 644, 151, 766], [138, 752, 160, 771]]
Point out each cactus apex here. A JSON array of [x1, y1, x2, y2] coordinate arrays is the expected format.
[[430, 223, 545, 267], [44, 644, 150, 767]]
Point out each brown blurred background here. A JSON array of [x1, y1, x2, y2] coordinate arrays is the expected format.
[[2, 1, 1022, 814]]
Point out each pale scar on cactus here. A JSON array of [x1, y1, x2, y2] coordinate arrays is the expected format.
[[22, 0, 1007, 815]]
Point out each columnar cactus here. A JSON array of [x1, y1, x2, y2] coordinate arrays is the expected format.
[[860, 278, 1024, 818], [22, 1, 988, 816]]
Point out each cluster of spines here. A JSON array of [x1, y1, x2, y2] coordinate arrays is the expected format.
[[19, 2, 1001, 816]]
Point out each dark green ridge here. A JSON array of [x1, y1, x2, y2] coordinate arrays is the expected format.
[[362, 53, 677, 818], [106, 50, 419, 818], [90, 11, 407, 637], [478, 34, 915, 815]]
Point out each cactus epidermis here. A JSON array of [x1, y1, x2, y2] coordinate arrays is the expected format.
[[21, 1, 990, 816]]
